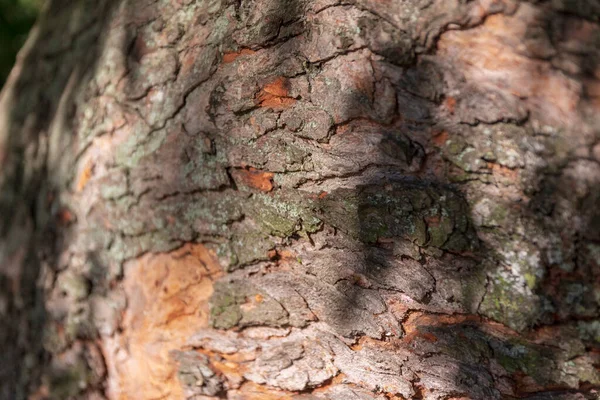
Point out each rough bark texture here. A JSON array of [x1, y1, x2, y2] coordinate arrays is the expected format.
[[1, 0, 600, 399]]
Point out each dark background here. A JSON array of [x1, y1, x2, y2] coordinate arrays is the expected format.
[[0, 0, 40, 88]]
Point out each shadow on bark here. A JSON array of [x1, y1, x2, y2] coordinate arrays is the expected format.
[[312, 2, 600, 399]]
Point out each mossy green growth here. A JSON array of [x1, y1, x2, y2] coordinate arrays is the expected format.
[[578, 320, 600, 343], [49, 361, 90, 399], [65, 307, 96, 341], [248, 191, 321, 238], [209, 280, 289, 328], [426, 326, 492, 363], [109, 231, 182, 263], [405, 217, 428, 246], [319, 184, 476, 251], [317, 190, 360, 237], [182, 194, 244, 233], [445, 138, 467, 155], [254, 206, 298, 237], [448, 171, 491, 183], [56, 271, 90, 301], [524, 272, 537, 290], [42, 322, 69, 354], [115, 126, 166, 168], [427, 214, 454, 248], [480, 274, 540, 332], [209, 282, 245, 329], [358, 206, 390, 243], [491, 338, 554, 384], [460, 269, 487, 312], [229, 231, 274, 269], [490, 203, 509, 225], [443, 232, 472, 252], [474, 198, 510, 228], [99, 180, 128, 200], [208, 9, 232, 44], [448, 147, 485, 172]]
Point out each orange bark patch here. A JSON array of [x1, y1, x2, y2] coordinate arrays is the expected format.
[[102, 243, 223, 400], [191, 346, 254, 384], [487, 162, 519, 181], [260, 96, 297, 108], [180, 50, 196, 76], [432, 130, 449, 147], [425, 215, 441, 227], [444, 96, 457, 114], [278, 249, 296, 262], [231, 167, 275, 192], [230, 382, 295, 400], [420, 332, 438, 343], [212, 358, 246, 384], [240, 294, 263, 312], [267, 249, 298, 268], [402, 311, 519, 345], [311, 373, 348, 395], [335, 123, 352, 136], [513, 373, 547, 395], [309, 191, 329, 200], [76, 161, 94, 192], [384, 394, 408, 400], [263, 77, 290, 97], [403, 312, 480, 337], [57, 208, 76, 225], [412, 383, 427, 399], [257, 77, 296, 109], [351, 336, 369, 351], [350, 273, 370, 288], [222, 48, 256, 63], [350, 73, 374, 102]]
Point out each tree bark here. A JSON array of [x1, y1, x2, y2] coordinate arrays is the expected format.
[[1, 0, 600, 399]]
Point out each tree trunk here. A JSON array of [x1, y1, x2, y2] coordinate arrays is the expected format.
[[1, 0, 599, 399]]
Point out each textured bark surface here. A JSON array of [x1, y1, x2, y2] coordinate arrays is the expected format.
[[1, 0, 600, 399]]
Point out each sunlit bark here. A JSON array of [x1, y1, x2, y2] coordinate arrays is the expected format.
[[1, 1, 599, 399]]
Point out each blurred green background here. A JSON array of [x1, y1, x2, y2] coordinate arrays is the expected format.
[[0, 0, 42, 88]]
